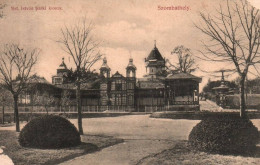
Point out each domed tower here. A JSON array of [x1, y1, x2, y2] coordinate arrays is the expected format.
[[145, 41, 166, 78], [57, 57, 68, 76], [126, 57, 136, 107], [100, 57, 111, 78], [99, 57, 111, 106], [52, 57, 69, 85], [126, 57, 136, 78]]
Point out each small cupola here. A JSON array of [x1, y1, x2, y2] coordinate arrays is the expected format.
[[100, 57, 111, 78], [57, 57, 68, 75], [58, 57, 67, 69], [126, 57, 136, 70], [126, 57, 136, 78]]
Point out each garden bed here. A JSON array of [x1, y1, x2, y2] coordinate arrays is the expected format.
[[137, 140, 260, 165], [0, 130, 123, 165]]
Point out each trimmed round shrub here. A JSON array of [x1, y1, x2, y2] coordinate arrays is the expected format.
[[188, 115, 259, 155], [19, 115, 81, 149]]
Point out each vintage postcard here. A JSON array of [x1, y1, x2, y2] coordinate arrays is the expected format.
[[0, 0, 260, 164]]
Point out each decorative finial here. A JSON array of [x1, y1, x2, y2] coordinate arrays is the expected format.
[[62, 57, 64, 62], [154, 40, 156, 48], [221, 70, 225, 82], [129, 50, 133, 60], [103, 57, 107, 63]]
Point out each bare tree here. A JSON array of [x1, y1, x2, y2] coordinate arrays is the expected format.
[[0, 44, 39, 131], [196, 0, 260, 118], [0, 86, 13, 124], [58, 20, 102, 134], [168, 45, 197, 73]]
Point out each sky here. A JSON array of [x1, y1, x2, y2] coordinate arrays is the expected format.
[[0, 0, 260, 91]]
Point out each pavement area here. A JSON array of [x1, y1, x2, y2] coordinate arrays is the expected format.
[[60, 115, 200, 165], [61, 115, 260, 165]]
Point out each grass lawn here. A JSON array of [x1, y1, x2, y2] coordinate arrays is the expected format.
[[0, 130, 123, 165], [137, 141, 260, 165]]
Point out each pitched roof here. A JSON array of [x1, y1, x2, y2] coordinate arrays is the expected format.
[[55, 79, 101, 90], [58, 58, 68, 70], [147, 46, 164, 61], [137, 80, 165, 89], [112, 71, 124, 78], [166, 72, 202, 82], [28, 75, 51, 84]]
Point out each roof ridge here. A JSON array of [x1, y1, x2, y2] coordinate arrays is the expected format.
[[147, 46, 164, 61]]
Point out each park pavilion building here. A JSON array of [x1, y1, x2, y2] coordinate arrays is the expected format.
[[18, 43, 202, 112]]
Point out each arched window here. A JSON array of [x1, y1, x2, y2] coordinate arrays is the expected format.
[[102, 71, 107, 78], [129, 70, 133, 77], [127, 70, 135, 77]]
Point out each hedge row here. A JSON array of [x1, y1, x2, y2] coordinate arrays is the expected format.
[[150, 111, 260, 120], [0, 112, 147, 123]]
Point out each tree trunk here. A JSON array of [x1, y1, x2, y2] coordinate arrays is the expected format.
[[240, 76, 246, 118], [2, 105, 4, 124], [60, 105, 63, 113], [63, 106, 66, 114], [76, 83, 83, 135], [45, 106, 49, 115], [13, 94, 20, 132]]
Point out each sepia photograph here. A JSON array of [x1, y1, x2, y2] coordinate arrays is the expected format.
[[0, 0, 260, 164]]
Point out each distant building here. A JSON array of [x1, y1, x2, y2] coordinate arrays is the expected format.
[[19, 43, 202, 112], [99, 57, 136, 110], [52, 57, 69, 85], [135, 44, 201, 111]]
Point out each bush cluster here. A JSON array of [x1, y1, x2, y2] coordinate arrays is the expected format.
[[19, 115, 81, 149], [188, 115, 259, 155]]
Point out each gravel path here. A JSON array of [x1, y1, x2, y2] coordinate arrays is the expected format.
[[60, 115, 199, 165]]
